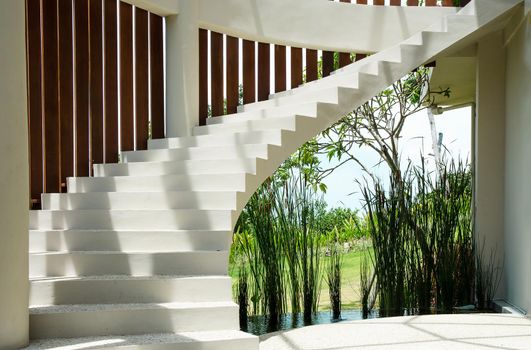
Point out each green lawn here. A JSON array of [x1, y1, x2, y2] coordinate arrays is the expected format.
[[319, 249, 369, 310], [229, 248, 371, 311]]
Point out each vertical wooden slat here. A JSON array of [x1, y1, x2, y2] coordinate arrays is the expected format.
[[104, 0, 118, 163], [339, 0, 351, 69], [356, 53, 367, 61], [339, 52, 351, 68], [425, 0, 437, 5], [90, 0, 103, 170], [257, 42, 270, 101], [306, 49, 318, 82], [198, 28, 208, 126], [75, 0, 90, 177], [42, 0, 60, 193], [58, 0, 73, 190], [226, 36, 239, 113], [390, 0, 401, 5], [373, 0, 384, 5], [210, 31, 223, 117], [291, 47, 303, 89], [150, 14, 164, 138], [274, 45, 286, 92], [356, 0, 367, 3], [135, 8, 149, 150], [26, 0, 43, 207], [407, 0, 419, 5], [443, 0, 454, 6], [120, 2, 134, 151], [322, 51, 334, 77], [242, 39, 255, 104]]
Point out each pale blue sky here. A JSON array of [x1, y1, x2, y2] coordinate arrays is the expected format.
[[320, 107, 472, 209]]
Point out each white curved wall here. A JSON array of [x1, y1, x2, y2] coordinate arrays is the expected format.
[[504, 3, 531, 313], [0, 0, 29, 348]]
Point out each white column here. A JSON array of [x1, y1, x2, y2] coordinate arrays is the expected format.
[[475, 30, 506, 300], [165, 0, 200, 137], [0, 0, 29, 348]]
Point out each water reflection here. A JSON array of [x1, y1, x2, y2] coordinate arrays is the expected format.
[[244, 309, 379, 336]]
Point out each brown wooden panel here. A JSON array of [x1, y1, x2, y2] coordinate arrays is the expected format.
[[390, 0, 401, 5], [322, 51, 334, 77], [135, 8, 149, 150], [443, 0, 454, 6], [198, 28, 208, 126], [104, 0, 118, 163], [291, 47, 303, 89], [58, 0, 73, 190], [407, 0, 419, 5], [210, 31, 224, 116], [42, 0, 60, 193], [26, 0, 43, 206], [258, 42, 270, 101], [120, 2, 134, 151], [425, 0, 437, 5], [356, 0, 367, 3], [339, 52, 351, 68], [242, 39, 255, 104], [373, 0, 384, 5], [226, 36, 239, 113], [306, 49, 318, 82], [75, 0, 90, 177], [150, 14, 164, 139], [90, 0, 103, 170], [356, 53, 367, 61], [274, 45, 286, 92]]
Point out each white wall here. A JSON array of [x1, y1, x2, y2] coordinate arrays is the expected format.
[[475, 30, 507, 300], [504, 3, 531, 313], [0, 0, 29, 348]]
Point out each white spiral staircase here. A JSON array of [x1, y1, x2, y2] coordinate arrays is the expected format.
[[27, 0, 522, 348]]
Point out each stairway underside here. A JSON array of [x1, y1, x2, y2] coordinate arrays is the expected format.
[[26, 0, 522, 348]]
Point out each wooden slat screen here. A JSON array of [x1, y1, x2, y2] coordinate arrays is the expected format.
[[226, 36, 240, 113], [242, 40, 256, 105], [258, 43, 270, 102], [90, 0, 104, 170], [26, 0, 44, 208], [25, 0, 165, 208]]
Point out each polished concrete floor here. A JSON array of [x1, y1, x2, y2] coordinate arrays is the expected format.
[[259, 313, 531, 350]]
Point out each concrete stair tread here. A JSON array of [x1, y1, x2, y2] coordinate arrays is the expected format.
[[25, 330, 256, 349], [30, 228, 232, 233], [30, 275, 231, 282], [147, 129, 283, 149], [30, 301, 238, 314], [31, 250, 228, 255]]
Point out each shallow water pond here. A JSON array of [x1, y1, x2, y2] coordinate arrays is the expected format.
[[244, 309, 379, 336]]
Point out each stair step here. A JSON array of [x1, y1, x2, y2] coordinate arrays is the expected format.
[[30, 251, 229, 278], [93, 158, 258, 177], [148, 129, 282, 149], [29, 302, 239, 339], [193, 115, 301, 136], [26, 330, 257, 350], [41, 191, 237, 210], [206, 102, 319, 125], [67, 173, 248, 193], [236, 86, 341, 113], [29, 209, 235, 230], [122, 143, 269, 163], [30, 275, 233, 306], [29, 229, 232, 253]]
